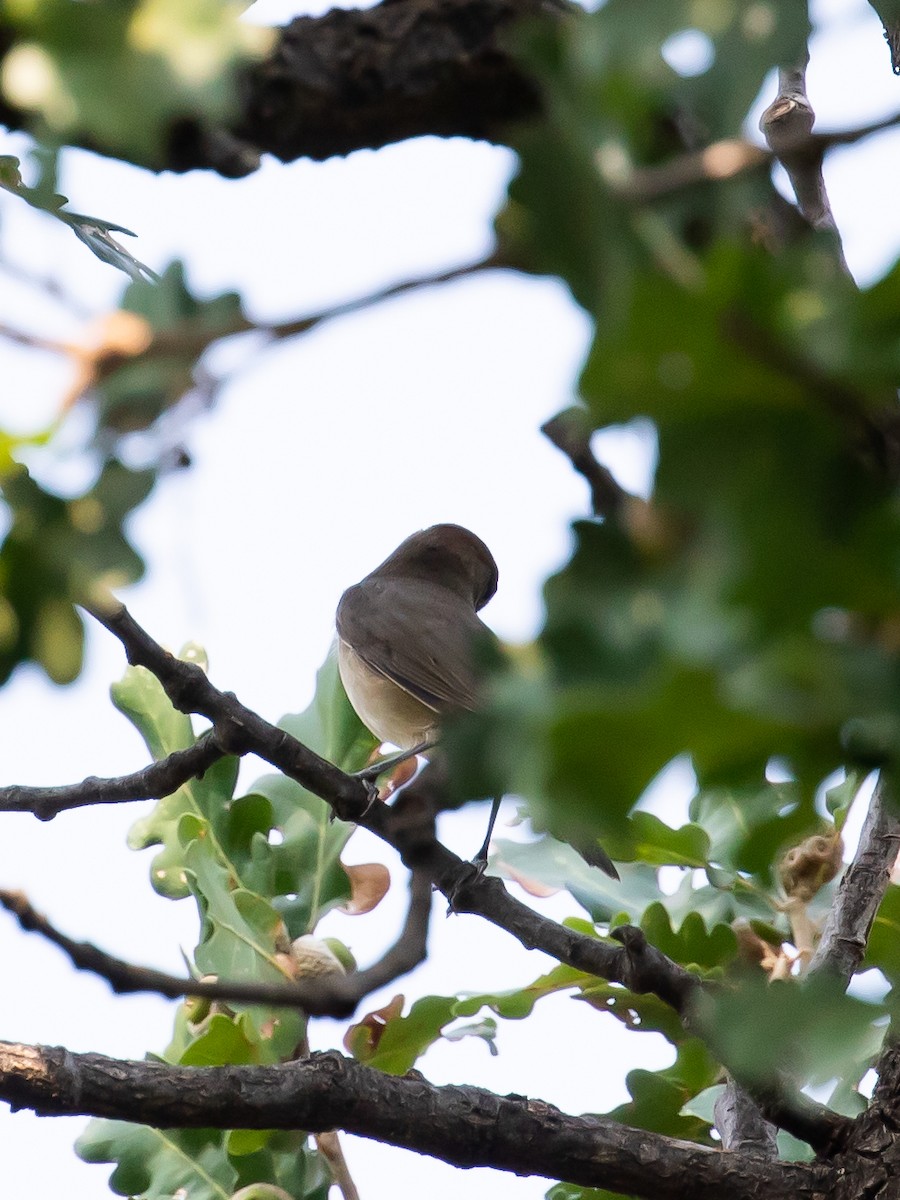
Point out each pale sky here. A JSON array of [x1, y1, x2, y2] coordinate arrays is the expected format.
[[1, 0, 899, 1196]]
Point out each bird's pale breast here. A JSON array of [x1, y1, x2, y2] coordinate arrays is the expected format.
[[337, 637, 439, 750]]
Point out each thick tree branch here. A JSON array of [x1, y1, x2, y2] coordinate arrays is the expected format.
[[0, 733, 226, 819], [0, 1041, 829, 1199], [871, 1037, 900, 1127], [808, 776, 900, 984], [0, 0, 550, 175], [0, 871, 432, 1020]]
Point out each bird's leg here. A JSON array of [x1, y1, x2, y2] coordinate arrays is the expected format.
[[353, 740, 435, 784], [472, 795, 502, 870], [445, 796, 504, 914]]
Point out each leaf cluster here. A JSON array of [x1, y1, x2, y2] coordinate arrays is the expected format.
[[77, 649, 377, 1196]]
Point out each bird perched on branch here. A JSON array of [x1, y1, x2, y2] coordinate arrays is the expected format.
[[336, 523, 618, 878]]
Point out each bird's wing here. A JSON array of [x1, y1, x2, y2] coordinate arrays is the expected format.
[[336, 578, 486, 712]]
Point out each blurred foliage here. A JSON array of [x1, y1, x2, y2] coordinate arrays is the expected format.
[[95, 261, 246, 435], [700, 972, 888, 1087], [0, 458, 152, 683], [0, 0, 271, 163], [0, 258, 246, 687], [76, 648, 377, 1196]]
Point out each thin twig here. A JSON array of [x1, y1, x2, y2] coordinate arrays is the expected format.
[[0, 871, 432, 1018], [0, 253, 498, 364], [0, 733, 226, 820], [759, 61, 835, 232], [614, 109, 900, 207], [260, 254, 501, 344], [316, 1131, 361, 1200], [0, 255, 94, 318], [0, 323, 72, 354], [541, 409, 628, 519]]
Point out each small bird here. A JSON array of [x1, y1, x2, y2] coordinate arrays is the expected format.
[[336, 524, 618, 878]]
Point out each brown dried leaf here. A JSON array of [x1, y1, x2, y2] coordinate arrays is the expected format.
[[339, 862, 391, 914], [343, 993, 404, 1060], [377, 754, 420, 799]]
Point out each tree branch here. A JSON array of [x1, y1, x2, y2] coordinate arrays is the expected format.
[[541, 408, 628, 519], [0, 871, 432, 1020], [0, 1041, 830, 1199], [755, 57, 854, 281], [759, 60, 836, 234], [0, 0, 549, 176], [588, 113, 900, 206], [808, 775, 900, 983], [714, 1079, 779, 1159], [0, 733, 226, 819]]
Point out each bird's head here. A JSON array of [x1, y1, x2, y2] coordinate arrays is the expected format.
[[378, 524, 498, 610]]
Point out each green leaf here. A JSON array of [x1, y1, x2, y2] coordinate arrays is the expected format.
[[825, 771, 866, 829], [93, 262, 247, 436], [76, 1123, 330, 1200], [616, 811, 709, 867], [251, 646, 378, 936], [348, 964, 592, 1074], [75, 1123, 236, 1200], [491, 834, 784, 934], [492, 834, 666, 921], [639, 902, 737, 971], [120, 665, 241, 900], [609, 1038, 720, 1141], [680, 1083, 724, 1124], [177, 1013, 259, 1068], [864, 883, 900, 986], [689, 780, 818, 881], [547, 1186, 621, 1200]]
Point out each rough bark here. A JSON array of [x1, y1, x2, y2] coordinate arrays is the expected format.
[[809, 777, 900, 983], [831, 1040, 900, 1200], [0, 0, 551, 176], [714, 1080, 779, 1159], [0, 1042, 830, 1200]]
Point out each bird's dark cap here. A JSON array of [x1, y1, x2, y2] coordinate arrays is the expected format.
[[370, 524, 499, 610]]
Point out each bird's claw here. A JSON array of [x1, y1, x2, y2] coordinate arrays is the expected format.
[[361, 779, 380, 815], [353, 761, 388, 785], [352, 741, 431, 785], [445, 857, 488, 915], [328, 778, 381, 824]]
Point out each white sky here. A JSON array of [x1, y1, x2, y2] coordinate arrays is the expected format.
[[0, 0, 899, 1196]]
